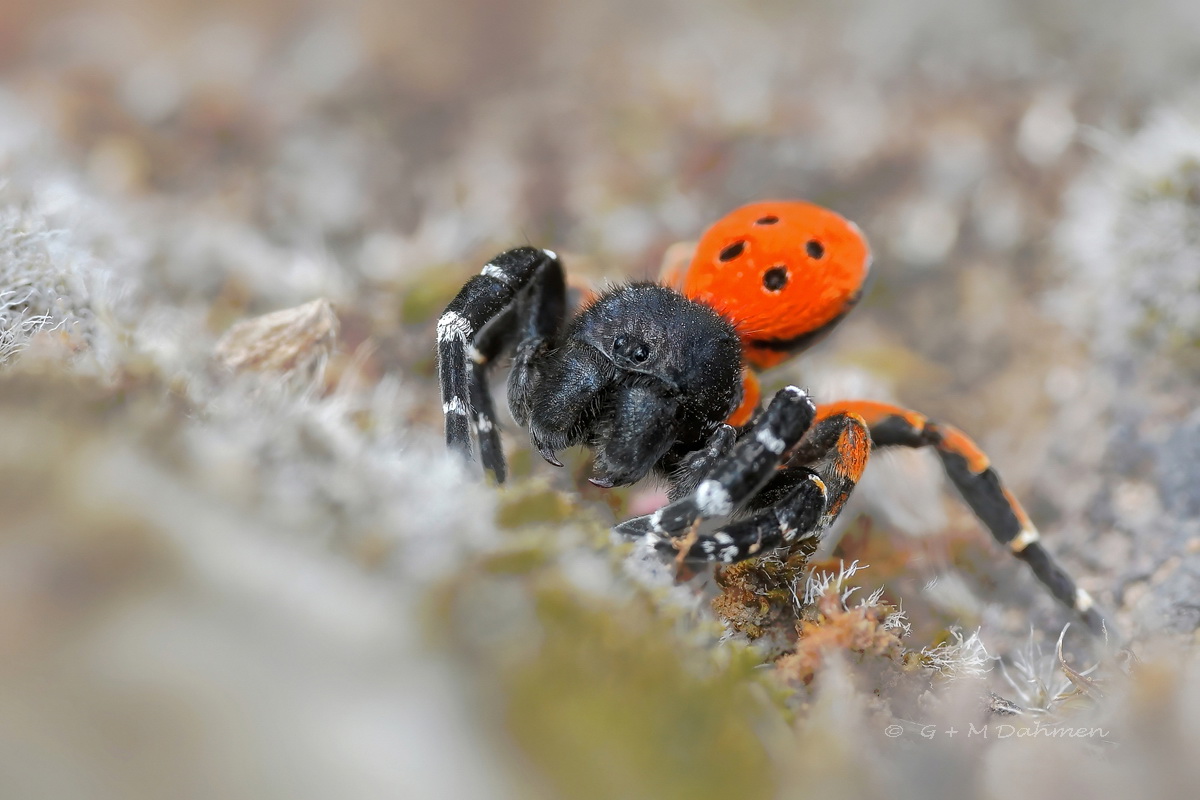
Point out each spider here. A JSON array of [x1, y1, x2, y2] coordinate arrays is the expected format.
[[436, 200, 1108, 635]]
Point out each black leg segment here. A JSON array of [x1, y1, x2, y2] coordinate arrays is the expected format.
[[816, 400, 1112, 637], [437, 247, 565, 482], [613, 385, 815, 539], [664, 469, 827, 563]]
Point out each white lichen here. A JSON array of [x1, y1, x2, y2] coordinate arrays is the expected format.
[[803, 559, 870, 607], [996, 627, 1104, 713], [0, 206, 96, 363], [920, 627, 994, 679]]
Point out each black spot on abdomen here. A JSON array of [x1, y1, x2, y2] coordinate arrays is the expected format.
[[719, 241, 745, 262]]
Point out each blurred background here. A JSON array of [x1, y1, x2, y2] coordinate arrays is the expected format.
[[1, 0, 1199, 797]]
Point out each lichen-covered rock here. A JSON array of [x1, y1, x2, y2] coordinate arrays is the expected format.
[[1057, 110, 1200, 377], [1053, 107, 1200, 637]]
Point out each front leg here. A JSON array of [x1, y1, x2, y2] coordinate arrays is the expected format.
[[506, 254, 568, 428], [437, 246, 564, 482], [668, 470, 828, 563], [666, 412, 872, 564], [665, 423, 737, 501], [613, 386, 815, 539]]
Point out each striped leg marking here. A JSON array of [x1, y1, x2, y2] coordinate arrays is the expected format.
[[469, 356, 505, 483], [437, 247, 561, 479], [785, 411, 871, 530], [614, 386, 815, 539], [817, 399, 1112, 636], [664, 472, 828, 563], [666, 424, 737, 502]]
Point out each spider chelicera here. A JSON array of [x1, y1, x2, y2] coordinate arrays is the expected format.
[[436, 200, 1108, 635]]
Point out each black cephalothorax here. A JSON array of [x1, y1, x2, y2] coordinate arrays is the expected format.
[[439, 247, 744, 486]]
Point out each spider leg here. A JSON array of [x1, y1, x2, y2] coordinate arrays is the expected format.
[[784, 411, 872, 530], [437, 247, 565, 481], [656, 372, 758, 499], [613, 385, 815, 539], [670, 470, 828, 563], [466, 312, 518, 483], [506, 253, 569, 429], [665, 423, 737, 501], [818, 400, 1111, 636], [665, 412, 871, 563]]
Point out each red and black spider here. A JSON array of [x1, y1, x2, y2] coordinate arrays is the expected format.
[[436, 201, 1108, 635]]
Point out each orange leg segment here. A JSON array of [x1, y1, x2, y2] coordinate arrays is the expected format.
[[769, 410, 871, 538], [814, 400, 1109, 635]]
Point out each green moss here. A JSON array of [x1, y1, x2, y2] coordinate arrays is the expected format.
[[399, 264, 472, 324], [502, 447, 532, 481], [506, 582, 777, 800], [479, 545, 553, 575], [495, 484, 579, 529], [1142, 158, 1200, 204], [427, 551, 781, 800]]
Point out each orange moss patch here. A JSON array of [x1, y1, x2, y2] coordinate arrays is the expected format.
[[775, 589, 909, 686], [711, 556, 807, 641]]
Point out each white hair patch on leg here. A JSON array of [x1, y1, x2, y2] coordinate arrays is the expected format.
[[437, 311, 472, 344], [695, 480, 733, 517], [756, 426, 786, 454], [1074, 587, 1095, 613], [1009, 526, 1041, 553], [481, 263, 513, 284]]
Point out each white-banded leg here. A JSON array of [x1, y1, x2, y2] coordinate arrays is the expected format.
[[666, 412, 870, 564], [437, 247, 564, 481], [666, 423, 737, 501], [467, 313, 517, 482], [819, 400, 1114, 638], [613, 385, 815, 539], [938, 448, 1111, 637], [666, 469, 828, 563]]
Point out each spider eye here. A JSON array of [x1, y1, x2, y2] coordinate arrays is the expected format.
[[763, 266, 788, 292], [718, 240, 745, 262], [613, 334, 651, 364], [806, 239, 824, 259]]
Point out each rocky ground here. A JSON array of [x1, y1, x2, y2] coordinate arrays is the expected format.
[[1, 0, 1198, 797]]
